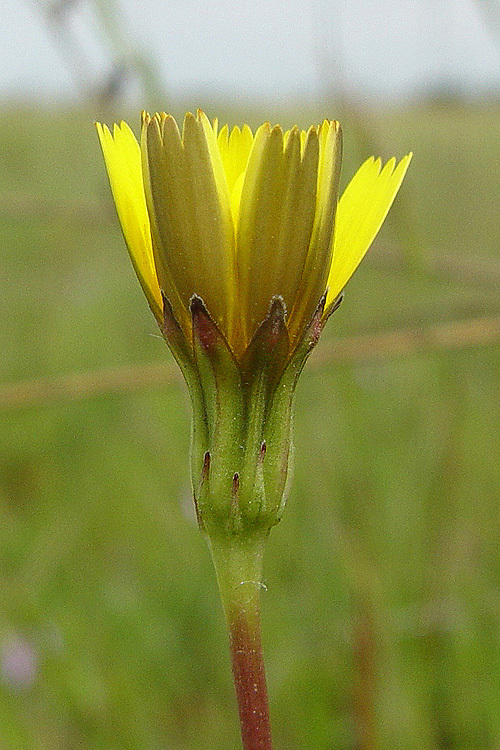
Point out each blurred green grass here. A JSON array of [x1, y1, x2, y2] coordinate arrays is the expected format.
[[0, 101, 499, 749]]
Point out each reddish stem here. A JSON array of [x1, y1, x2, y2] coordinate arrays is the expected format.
[[228, 609, 273, 750], [209, 535, 273, 750]]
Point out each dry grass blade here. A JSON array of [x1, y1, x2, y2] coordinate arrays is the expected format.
[[1, 315, 500, 411]]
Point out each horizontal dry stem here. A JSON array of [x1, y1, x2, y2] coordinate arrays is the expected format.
[[1, 314, 500, 411]]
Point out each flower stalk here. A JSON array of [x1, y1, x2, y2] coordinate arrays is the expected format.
[[209, 534, 272, 750]]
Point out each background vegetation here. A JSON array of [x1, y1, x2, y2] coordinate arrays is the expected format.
[[1, 96, 499, 749]]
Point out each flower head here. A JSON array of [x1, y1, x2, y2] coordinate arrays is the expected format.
[[96, 110, 411, 538], [97, 111, 411, 359]]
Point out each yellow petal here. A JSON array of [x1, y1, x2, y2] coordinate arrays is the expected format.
[[139, 113, 189, 333], [326, 152, 413, 308], [299, 129, 308, 154], [217, 123, 254, 199], [278, 128, 320, 309], [276, 126, 321, 339], [237, 123, 320, 344], [230, 170, 246, 225], [234, 121, 273, 342], [308, 120, 342, 275], [289, 121, 341, 337], [96, 121, 162, 319], [197, 110, 234, 222], [144, 114, 189, 312], [144, 112, 235, 334], [235, 123, 321, 347]]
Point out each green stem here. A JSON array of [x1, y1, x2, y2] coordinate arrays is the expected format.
[[209, 534, 273, 750]]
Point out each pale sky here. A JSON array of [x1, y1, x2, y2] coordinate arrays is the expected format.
[[1, 0, 499, 101]]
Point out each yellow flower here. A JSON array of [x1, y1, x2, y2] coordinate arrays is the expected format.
[[97, 110, 412, 539], [96, 111, 411, 360]]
